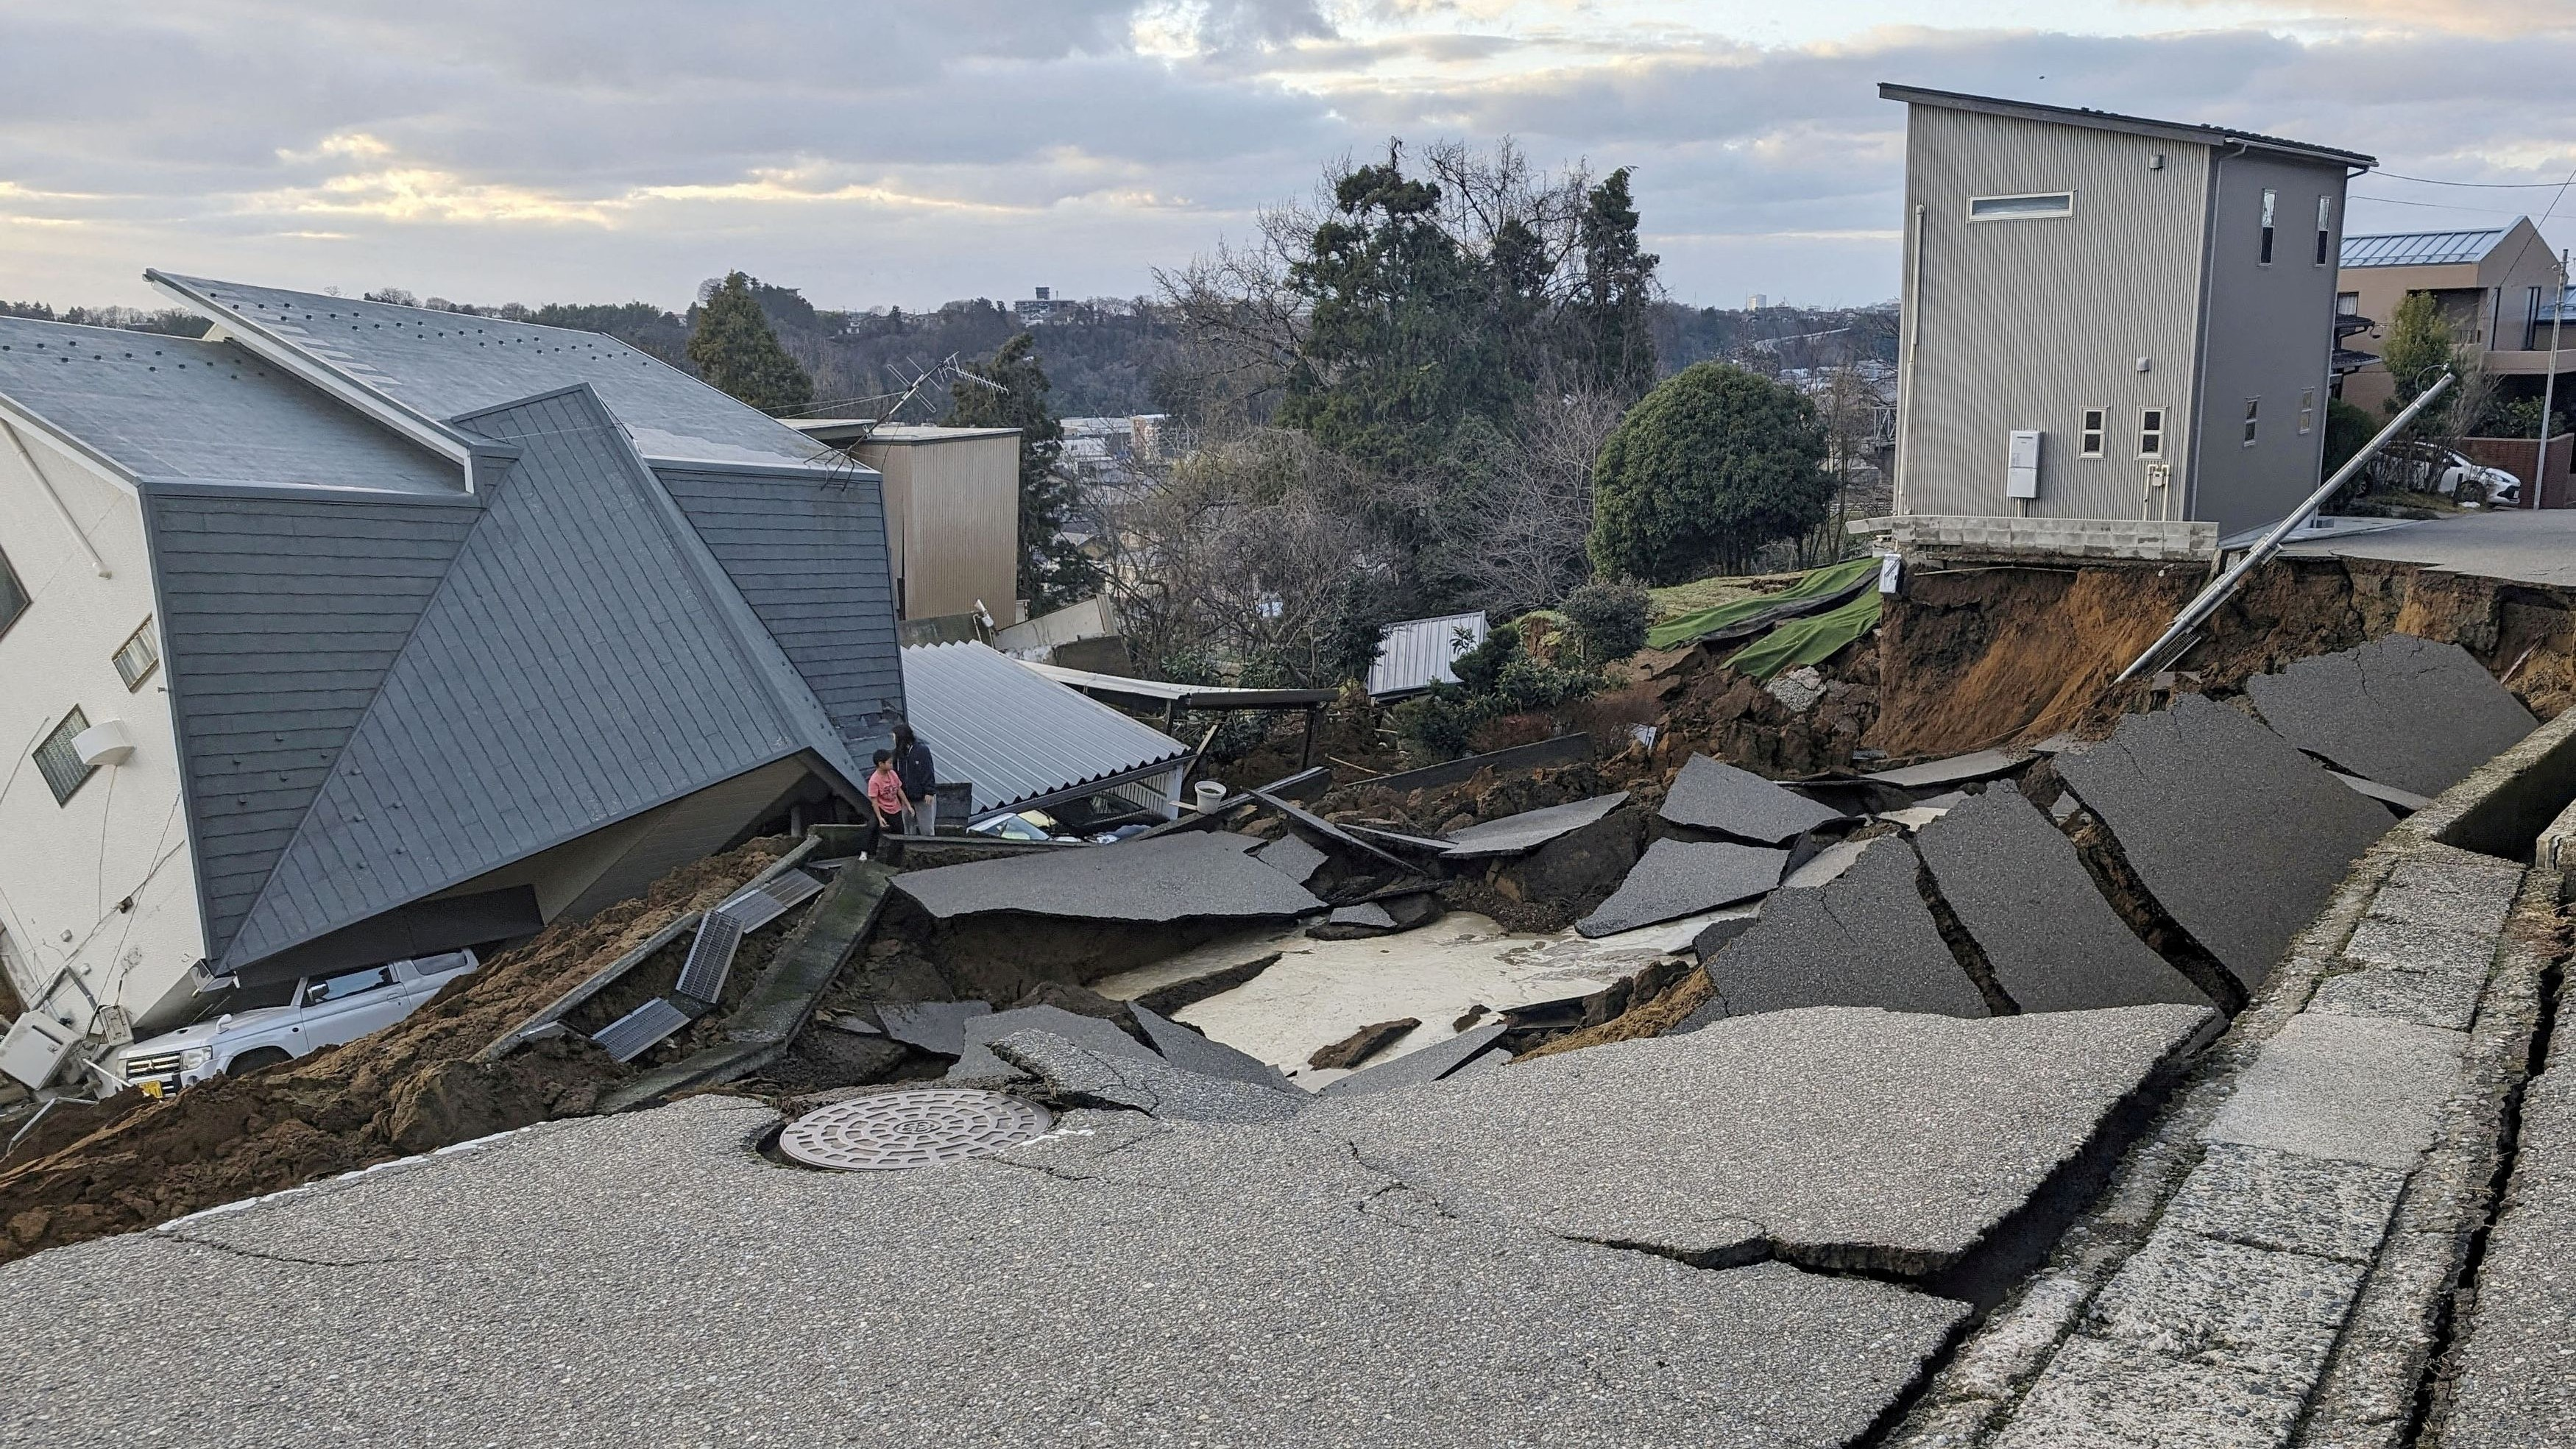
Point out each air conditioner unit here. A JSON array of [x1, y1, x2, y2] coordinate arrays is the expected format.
[[73, 718, 135, 768], [1, 1012, 79, 1091]]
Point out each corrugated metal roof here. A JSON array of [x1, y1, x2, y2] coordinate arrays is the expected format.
[[0, 315, 458, 492], [1367, 612, 1490, 697], [2340, 229, 2508, 268], [900, 642, 1189, 818], [152, 272, 831, 469]]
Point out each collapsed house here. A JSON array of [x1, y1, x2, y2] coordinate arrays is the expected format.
[[0, 274, 908, 1077]]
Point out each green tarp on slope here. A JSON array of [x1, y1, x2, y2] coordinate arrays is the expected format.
[[1646, 557, 1878, 651], [1726, 588, 1884, 682]]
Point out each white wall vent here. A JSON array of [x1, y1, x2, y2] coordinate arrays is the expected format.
[[72, 718, 135, 769]]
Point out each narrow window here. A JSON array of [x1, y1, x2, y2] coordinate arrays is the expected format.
[[2298, 389, 2317, 436], [2337, 291, 2360, 317], [1969, 192, 2076, 222], [2260, 189, 2277, 265], [2138, 408, 2168, 459], [0, 546, 24, 640], [113, 618, 159, 691], [2080, 408, 2106, 458], [2243, 397, 2262, 447], [2315, 196, 2333, 266], [33, 707, 94, 806]]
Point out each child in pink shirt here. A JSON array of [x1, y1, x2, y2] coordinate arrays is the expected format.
[[866, 749, 907, 829]]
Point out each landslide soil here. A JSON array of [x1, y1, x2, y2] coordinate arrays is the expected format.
[[0, 838, 793, 1264]]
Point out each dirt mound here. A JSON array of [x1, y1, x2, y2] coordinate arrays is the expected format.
[[0, 838, 792, 1264]]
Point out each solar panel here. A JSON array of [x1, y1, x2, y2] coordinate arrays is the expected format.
[[673, 913, 746, 1006], [592, 997, 693, 1063]]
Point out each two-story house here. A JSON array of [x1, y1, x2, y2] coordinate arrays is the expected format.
[[1881, 85, 2374, 542], [2335, 218, 2570, 420]]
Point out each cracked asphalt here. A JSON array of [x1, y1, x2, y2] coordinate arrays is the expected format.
[[0, 1094, 1970, 1448]]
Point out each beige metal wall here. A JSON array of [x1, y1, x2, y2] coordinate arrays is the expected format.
[[1895, 106, 2212, 523], [852, 431, 1020, 620]]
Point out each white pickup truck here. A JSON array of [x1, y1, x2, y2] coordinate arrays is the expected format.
[[111, 951, 480, 1095]]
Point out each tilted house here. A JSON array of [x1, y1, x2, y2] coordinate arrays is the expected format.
[[0, 274, 901, 1041]]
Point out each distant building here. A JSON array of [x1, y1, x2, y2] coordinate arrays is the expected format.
[[1013, 286, 1069, 325], [2334, 219, 2571, 417], [1881, 84, 2373, 540], [790, 422, 1022, 622], [1746, 294, 1769, 311]]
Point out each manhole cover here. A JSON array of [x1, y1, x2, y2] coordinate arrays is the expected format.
[[779, 1089, 1051, 1171]]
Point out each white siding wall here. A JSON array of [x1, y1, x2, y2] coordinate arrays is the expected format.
[[0, 425, 205, 1032]]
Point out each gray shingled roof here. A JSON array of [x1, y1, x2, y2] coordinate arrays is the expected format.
[[208, 386, 871, 973], [0, 315, 457, 492], [899, 642, 1189, 819], [151, 272, 833, 469]]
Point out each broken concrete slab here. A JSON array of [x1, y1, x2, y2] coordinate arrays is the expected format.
[[1128, 1002, 1295, 1092], [1780, 834, 1875, 889], [1318, 1022, 1510, 1098], [2245, 634, 2537, 798], [27, 1094, 1970, 1447], [1250, 832, 1328, 885], [2053, 693, 2393, 996], [2308, 966, 2486, 1033], [1437, 792, 1630, 859], [1487, 802, 1646, 911], [1865, 748, 2025, 791], [2330, 770, 2433, 815], [2156, 1142, 2408, 1266], [947, 1004, 1162, 1082], [2440, 1070, 2576, 1449], [1250, 789, 1416, 874], [990, 1032, 1307, 1123], [2081, 1230, 2370, 1383], [1690, 913, 1761, 961], [1308, 1017, 1419, 1070], [2200, 1011, 2467, 1171], [894, 830, 1327, 924], [1659, 754, 1848, 843], [876, 999, 992, 1056], [1680, 838, 1989, 1027], [1913, 784, 2214, 1013], [1991, 1329, 2306, 1449], [1575, 838, 1788, 938], [1314, 1003, 2214, 1279], [1309, 902, 1397, 939]]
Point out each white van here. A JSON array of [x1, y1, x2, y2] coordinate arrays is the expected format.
[[111, 951, 480, 1095]]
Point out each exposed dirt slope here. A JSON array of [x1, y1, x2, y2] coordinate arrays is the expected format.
[[0, 839, 791, 1263]]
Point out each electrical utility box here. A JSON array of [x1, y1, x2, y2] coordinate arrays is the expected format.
[[2005, 430, 2042, 500]]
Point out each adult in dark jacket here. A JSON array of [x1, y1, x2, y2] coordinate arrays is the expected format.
[[891, 722, 938, 834]]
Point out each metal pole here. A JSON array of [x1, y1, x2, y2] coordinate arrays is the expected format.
[[2115, 372, 2455, 684], [2541, 249, 2568, 506]]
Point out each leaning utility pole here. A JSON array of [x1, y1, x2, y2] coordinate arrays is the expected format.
[[2541, 248, 2569, 503]]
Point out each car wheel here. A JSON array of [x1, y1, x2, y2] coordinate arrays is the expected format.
[[226, 1046, 294, 1076]]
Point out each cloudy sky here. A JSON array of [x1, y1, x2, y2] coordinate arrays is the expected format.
[[4, 1, 2572, 314]]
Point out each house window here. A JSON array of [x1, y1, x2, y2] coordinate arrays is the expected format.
[[2080, 408, 2106, 458], [2337, 291, 2360, 317], [0, 547, 24, 640], [2138, 408, 2168, 458], [2260, 189, 2277, 265], [2315, 196, 2333, 266], [113, 618, 159, 691], [1969, 191, 2076, 222], [2243, 398, 2262, 447], [2299, 389, 2318, 436], [33, 706, 95, 806]]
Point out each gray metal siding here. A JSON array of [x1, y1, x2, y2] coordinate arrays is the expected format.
[[899, 642, 1187, 817], [1897, 106, 2211, 521], [219, 388, 815, 971], [657, 464, 905, 745], [2189, 151, 2349, 536], [144, 488, 478, 960]]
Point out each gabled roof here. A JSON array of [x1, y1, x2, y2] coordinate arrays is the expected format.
[[899, 642, 1189, 819], [2340, 227, 2511, 269], [148, 272, 837, 469], [0, 315, 458, 493], [1879, 84, 2376, 169]]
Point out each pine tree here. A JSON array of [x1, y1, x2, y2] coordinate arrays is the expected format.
[[686, 272, 813, 413], [1573, 168, 1659, 400], [949, 333, 1097, 612]]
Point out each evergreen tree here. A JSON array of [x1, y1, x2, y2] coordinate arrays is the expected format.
[[949, 333, 1097, 612], [2379, 290, 2457, 413], [1588, 363, 1832, 583], [1572, 168, 1659, 400], [686, 272, 813, 413]]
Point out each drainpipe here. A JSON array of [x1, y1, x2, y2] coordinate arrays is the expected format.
[[2540, 249, 2568, 503], [1, 419, 111, 578], [1894, 202, 1925, 517]]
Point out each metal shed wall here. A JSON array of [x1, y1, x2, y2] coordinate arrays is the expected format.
[[1368, 612, 1490, 697]]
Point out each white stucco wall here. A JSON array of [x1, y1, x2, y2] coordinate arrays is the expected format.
[[0, 421, 205, 1035]]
